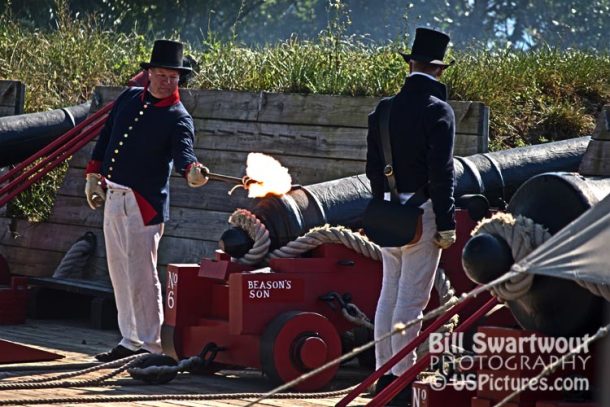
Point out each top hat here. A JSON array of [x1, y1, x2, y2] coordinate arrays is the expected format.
[[400, 28, 454, 67], [140, 40, 192, 74]]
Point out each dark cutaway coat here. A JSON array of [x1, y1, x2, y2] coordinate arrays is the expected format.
[[365, 74, 456, 231]]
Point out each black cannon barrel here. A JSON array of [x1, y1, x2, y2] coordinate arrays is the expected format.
[[0, 102, 91, 167], [454, 136, 590, 207], [221, 137, 591, 257], [223, 174, 372, 252], [463, 172, 610, 337]]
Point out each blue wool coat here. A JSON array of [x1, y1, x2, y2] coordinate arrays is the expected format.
[[365, 74, 456, 231], [88, 87, 197, 225]]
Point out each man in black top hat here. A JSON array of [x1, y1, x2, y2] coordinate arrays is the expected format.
[[85, 39, 209, 362], [366, 27, 457, 403]]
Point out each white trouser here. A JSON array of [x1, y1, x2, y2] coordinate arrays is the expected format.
[[103, 184, 164, 353], [374, 199, 441, 376]]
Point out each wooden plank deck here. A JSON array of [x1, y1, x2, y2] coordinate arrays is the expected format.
[[0, 320, 372, 406]]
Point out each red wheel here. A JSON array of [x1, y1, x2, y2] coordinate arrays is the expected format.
[[0, 254, 9, 285], [260, 311, 341, 391]]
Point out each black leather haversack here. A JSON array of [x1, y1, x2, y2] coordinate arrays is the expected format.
[[363, 199, 423, 247]]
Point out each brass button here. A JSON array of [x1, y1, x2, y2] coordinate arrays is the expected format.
[[139, 111, 144, 115], [114, 149, 119, 154], [111, 158, 115, 162], [107, 174, 112, 179], [119, 141, 123, 146], [134, 118, 139, 122], [109, 167, 113, 171], [128, 126, 133, 130], [124, 134, 128, 138]]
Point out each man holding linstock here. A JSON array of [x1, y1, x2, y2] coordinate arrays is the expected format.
[[365, 28, 457, 403], [84, 40, 209, 362]]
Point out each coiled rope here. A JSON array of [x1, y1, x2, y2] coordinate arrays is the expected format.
[[228, 208, 271, 265], [472, 212, 551, 301]]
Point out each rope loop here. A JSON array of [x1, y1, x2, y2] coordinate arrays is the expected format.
[[472, 212, 552, 301], [228, 209, 271, 265]]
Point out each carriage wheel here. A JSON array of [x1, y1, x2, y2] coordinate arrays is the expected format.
[[260, 311, 341, 391]]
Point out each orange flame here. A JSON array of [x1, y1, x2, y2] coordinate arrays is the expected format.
[[245, 153, 292, 198]]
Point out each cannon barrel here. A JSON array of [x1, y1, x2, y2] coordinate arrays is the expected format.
[[463, 172, 610, 336], [453, 136, 589, 207], [0, 102, 91, 167], [220, 137, 590, 257]]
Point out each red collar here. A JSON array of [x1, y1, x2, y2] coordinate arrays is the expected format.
[[139, 85, 180, 107]]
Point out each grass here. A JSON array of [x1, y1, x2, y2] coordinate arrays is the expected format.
[[1, 12, 609, 221]]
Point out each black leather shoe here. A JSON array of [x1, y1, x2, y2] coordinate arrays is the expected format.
[[375, 374, 398, 395], [94, 345, 149, 362]]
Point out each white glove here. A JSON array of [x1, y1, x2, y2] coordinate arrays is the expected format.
[[433, 230, 456, 249], [187, 163, 209, 188], [85, 173, 105, 210]]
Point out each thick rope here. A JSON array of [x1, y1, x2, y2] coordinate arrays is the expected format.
[[269, 224, 382, 261], [52, 233, 95, 278], [0, 388, 357, 406], [0, 354, 145, 390], [268, 224, 455, 307], [228, 208, 271, 265], [493, 322, 610, 407], [472, 212, 551, 301]]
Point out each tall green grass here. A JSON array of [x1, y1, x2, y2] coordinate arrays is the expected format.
[[1, 11, 609, 220]]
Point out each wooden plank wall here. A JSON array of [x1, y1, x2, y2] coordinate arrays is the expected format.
[[0, 86, 489, 283], [0, 80, 25, 117]]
